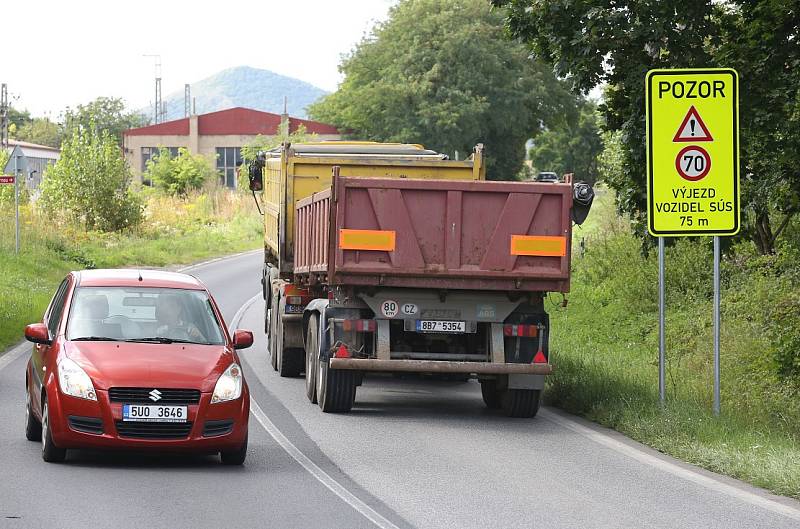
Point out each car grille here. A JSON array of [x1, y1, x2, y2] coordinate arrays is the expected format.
[[203, 420, 234, 437], [68, 416, 104, 435], [115, 421, 193, 439], [109, 388, 201, 404]]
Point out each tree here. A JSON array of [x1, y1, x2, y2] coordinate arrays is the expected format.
[[529, 100, 603, 184], [144, 148, 217, 196], [63, 97, 146, 145], [14, 117, 63, 148], [494, 0, 800, 253], [39, 125, 142, 231], [308, 0, 576, 180]]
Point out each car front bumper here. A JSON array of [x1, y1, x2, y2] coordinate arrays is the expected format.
[[47, 387, 249, 452]]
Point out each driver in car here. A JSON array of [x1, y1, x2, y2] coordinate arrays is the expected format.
[[155, 294, 206, 342]]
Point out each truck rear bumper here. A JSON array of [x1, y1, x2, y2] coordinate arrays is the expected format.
[[329, 358, 553, 375]]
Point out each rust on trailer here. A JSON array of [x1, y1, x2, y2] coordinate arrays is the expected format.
[[329, 358, 554, 374], [294, 173, 574, 292]]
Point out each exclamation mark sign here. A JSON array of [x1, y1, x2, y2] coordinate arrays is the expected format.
[[690, 119, 696, 136]]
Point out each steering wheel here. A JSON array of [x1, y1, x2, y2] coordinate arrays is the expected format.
[[105, 315, 141, 338]]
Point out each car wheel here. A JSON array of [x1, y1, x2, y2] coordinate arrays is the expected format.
[[41, 397, 66, 463], [305, 315, 319, 403], [220, 432, 248, 466], [25, 387, 42, 442]]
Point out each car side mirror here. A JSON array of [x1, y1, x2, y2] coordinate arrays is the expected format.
[[25, 323, 51, 345], [233, 329, 254, 350]]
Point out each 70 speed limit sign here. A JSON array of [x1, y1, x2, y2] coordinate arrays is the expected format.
[[646, 69, 740, 236]]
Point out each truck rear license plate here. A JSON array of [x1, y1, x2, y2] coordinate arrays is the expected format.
[[415, 320, 466, 333]]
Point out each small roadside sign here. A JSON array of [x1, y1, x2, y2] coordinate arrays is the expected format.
[[646, 68, 740, 236], [0, 175, 14, 184]]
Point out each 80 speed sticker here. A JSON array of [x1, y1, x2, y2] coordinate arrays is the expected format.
[[380, 300, 399, 318]]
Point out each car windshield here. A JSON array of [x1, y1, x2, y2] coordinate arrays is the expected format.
[[66, 286, 225, 345]]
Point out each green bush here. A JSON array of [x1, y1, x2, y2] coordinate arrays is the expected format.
[[38, 125, 142, 231], [145, 147, 216, 196]]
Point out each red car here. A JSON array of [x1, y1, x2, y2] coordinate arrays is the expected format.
[[23, 269, 252, 464]]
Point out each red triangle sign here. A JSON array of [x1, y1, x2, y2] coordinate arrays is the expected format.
[[673, 105, 713, 142], [533, 350, 547, 364]]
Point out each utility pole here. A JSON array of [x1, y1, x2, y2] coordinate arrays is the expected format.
[[0, 84, 8, 150], [184, 84, 191, 118], [143, 55, 162, 123]]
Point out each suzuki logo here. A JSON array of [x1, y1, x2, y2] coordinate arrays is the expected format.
[[148, 389, 162, 402]]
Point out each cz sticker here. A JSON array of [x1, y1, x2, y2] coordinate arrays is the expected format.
[[401, 303, 418, 315]]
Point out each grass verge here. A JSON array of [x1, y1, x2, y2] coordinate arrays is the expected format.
[[547, 186, 800, 499], [0, 189, 262, 351]]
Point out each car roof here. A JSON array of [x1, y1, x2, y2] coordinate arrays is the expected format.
[[75, 269, 206, 290]]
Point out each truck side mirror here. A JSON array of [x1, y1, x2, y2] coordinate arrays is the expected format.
[[572, 182, 594, 225], [248, 161, 264, 192]]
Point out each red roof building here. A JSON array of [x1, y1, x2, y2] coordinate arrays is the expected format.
[[122, 107, 341, 187]]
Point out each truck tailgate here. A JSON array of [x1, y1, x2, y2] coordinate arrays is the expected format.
[[295, 175, 573, 292]]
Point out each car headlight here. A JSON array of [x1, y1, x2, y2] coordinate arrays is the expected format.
[[211, 363, 243, 403], [58, 357, 97, 401]]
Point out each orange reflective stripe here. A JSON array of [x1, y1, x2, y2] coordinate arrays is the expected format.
[[510, 235, 567, 257], [339, 229, 396, 251]]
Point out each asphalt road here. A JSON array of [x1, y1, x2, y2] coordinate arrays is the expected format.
[[1, 250, 799, 529]]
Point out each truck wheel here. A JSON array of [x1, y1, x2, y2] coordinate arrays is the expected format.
[[316, 358, 357, 413], [305, 314, 319, 403], [480, 380, 503, 410], [276, 296, 303, 377], [502, 389, 541, 418], [269, 296, 279, 371]]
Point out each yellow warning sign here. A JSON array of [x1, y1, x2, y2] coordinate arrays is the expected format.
[[646, 69, 740, 236]]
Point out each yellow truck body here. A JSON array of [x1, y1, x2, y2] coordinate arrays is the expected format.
[[262, 142, 485, 274]]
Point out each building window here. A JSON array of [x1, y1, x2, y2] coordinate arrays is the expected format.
[[216, 147, 242, 188], [141, 147, 179, 173]]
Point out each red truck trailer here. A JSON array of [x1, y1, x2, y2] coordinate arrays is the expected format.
[[248, 143, 593, 417]]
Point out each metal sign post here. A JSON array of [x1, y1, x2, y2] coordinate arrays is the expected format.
[[646, 68, 740, 416], [14, 155, 19, 254], [658, 237, 666, 405]]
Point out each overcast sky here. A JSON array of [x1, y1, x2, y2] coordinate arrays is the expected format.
[[2, 0, 395, 118]]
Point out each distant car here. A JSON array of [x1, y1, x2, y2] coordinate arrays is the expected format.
[[535, 172, 560, 183], [24, 269, 252, 464]]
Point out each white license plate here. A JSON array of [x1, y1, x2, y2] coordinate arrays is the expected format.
[[415, 320, 466, 333], [122, 404, 188, 423]]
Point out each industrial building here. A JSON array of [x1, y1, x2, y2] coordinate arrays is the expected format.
[[3, 139, 60, 189], [122, 107, 341, 187]]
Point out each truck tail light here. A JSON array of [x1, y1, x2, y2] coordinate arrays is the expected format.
[[503, 324, 539, 337], [334, 344, 351, 358], [287, 296, 305, 305], [341, 319, 376, 332]]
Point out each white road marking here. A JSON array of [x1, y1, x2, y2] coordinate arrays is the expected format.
[[232, 292, 401, 529], [0, 342, 27, 371], [250, 400, 401, 529], [540, 409, 800, 522]]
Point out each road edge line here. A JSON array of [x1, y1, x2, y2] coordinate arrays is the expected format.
[[232, 292, 401, 529], [540, 409, 800, 522]]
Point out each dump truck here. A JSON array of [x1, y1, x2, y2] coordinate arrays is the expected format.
[[248, 142, 593, 417]]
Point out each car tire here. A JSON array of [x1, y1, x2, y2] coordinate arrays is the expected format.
[[305, 315, 319, 403], [480, 380, 503, 410], [41, 397, 66, 463], [317, 357, 357, 413], [220, 432, 248, 466], [501, 389, 541, 418], [25, 387, 42, 442]]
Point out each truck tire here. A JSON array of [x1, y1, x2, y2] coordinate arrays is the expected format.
[[305, 314, 319, 403], [269, 296, 278, 371], [502, 389, 541, 418], [480, 380, 503, 410], [316, 357, 357, 413]]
